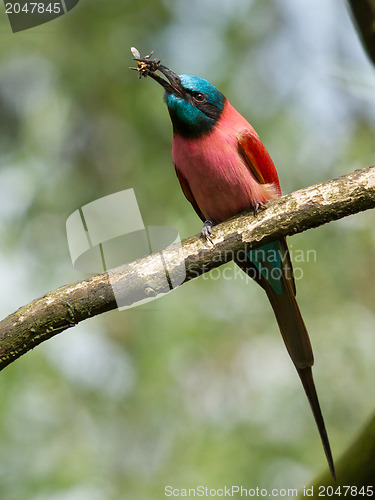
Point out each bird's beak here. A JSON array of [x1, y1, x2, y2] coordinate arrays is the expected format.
[[132, 57, 184, 97], [151, 65, 184, 97]]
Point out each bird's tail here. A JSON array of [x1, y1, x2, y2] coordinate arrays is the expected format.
[[234, 238, 336, 480]]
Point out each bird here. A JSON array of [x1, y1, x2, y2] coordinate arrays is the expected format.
[[132, 53, 335, 479]]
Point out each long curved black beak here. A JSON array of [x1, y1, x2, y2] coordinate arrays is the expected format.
[[152, 65, 183, 96], [132, 57, 183, 96]]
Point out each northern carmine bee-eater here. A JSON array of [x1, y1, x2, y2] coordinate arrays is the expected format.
[[131, 50, 335, 479]]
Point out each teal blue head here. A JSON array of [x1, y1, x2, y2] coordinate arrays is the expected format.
[[164, 75, 225, 137], [146, 65, 225, 137]]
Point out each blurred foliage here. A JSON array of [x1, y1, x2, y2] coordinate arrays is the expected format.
[[0, 0, 375, 498]]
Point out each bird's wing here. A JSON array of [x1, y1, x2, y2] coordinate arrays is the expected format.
[[238, 130, 282, 195], [174, 164, 206, 222], [238, 130, 296, 293]]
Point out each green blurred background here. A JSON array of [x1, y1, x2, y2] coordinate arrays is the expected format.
[[1, 1, 375, 498]]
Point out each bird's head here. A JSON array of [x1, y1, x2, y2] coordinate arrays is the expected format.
[[147, 65, 225, 137]]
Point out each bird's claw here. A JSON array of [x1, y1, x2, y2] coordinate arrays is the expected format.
[[201, 220, 214, 244], [130, 47, 162, 79], [254, 202, 265, 216]]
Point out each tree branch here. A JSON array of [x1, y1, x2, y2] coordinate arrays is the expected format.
[[1, 165, 375, 371]]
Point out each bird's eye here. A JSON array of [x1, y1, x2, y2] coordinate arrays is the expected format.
[[193, 92, 206, 103]]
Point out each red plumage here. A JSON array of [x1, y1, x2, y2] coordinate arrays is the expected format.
[[172, 97, 335, 479]]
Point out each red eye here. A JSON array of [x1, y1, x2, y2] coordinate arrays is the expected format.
[[193, 92, 206, 103]]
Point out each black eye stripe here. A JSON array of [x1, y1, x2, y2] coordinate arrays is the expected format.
[[195, 101, 223, 121], [186, 90, 207, 103], [182, 89, 224, 122]]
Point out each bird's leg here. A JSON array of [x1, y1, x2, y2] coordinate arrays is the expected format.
[[253, 201, 265, 216], [201, 220, 214, 244]]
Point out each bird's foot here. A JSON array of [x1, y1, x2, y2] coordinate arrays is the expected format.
[[253, 202, 265, 216], [201, 220, 214, 244]]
